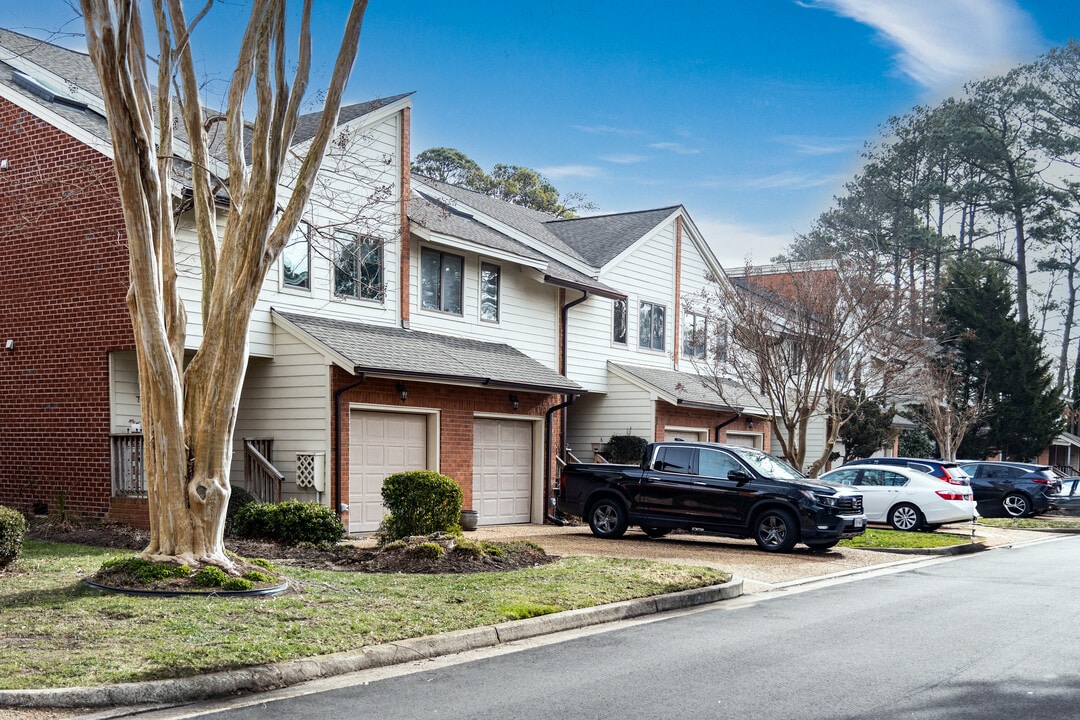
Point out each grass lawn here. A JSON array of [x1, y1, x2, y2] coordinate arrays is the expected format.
[[977, 516, 1080, 530], [0, 540, 728, 690], [839, 527, 976, 549]]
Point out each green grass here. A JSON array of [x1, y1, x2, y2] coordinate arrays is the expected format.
[[839, 528, 975, 549], [0, 540, 729, 690], [978, 516, 1080, 529]]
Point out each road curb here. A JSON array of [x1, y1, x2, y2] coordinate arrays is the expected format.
[[856, 539, 987, 556], [0, 577, 744, 709]]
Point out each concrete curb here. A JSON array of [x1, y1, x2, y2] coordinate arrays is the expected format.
[[0, 577, 743, 709], [857, 539, 987, 556]]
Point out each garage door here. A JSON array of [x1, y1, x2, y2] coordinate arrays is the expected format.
[[664, 428, 706, 442], [349, 410, 427, 533], [473, 419, 533, 525], [725, 432, 761, 449]]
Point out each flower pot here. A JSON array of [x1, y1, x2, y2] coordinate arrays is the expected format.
[[460, 510, 479, 531]]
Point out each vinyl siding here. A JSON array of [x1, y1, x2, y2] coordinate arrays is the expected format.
[[230, 327, 333, 503], [566, 374, 655, 458], [108, 350, 141, 433]]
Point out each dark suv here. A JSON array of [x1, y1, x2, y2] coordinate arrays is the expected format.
[[958, 461, 1061, 517], [841, 457, 971, 486]]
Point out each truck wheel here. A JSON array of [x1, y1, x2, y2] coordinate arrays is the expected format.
[[588, 498, 628, 538], [641, 526, 671, 539], [753, 508, 799, 553]]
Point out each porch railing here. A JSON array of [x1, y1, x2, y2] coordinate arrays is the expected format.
[[243, 438, 283, 503], [111, 433, 146, 498]]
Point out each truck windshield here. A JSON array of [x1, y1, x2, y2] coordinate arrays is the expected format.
[[729, 447, 804, 479]]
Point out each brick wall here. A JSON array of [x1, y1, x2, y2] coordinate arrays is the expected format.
[[654, 401, 770, 452], [331, 368, 565, 526], [0, 98, 133, 519]]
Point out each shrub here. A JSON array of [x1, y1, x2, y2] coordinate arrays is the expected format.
[[232, 500, 345, 546], [378, 471, 463, 543], [409, 541, 445, 559], [221, 577, 255, 592], [603, 434, 649, 464], [224, 485, 258, 537], [452, 539, 484, 558], [0, 506, 26, 570], [242, 570, 275, 584], [191, 565, 229, 588]]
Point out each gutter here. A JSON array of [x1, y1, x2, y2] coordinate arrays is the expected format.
[[544, 395, 576, 525]]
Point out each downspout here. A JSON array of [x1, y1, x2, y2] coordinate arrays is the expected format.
[[333, 373, 366, 521], [544, 290, 590, 525], [545, 395, 576, 525], [714, 414, 744, 442]]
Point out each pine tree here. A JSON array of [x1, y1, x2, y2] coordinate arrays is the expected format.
[[939, 256, 1064, 460]]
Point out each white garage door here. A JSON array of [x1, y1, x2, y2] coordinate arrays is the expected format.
[[725, 432, 761, 449], [664, 428, 706, 442], [473, 419, 533, 525], [349, 410, 427, 533]]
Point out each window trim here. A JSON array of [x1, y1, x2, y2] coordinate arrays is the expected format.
[[479, 261, 501, 324], [612, 298, 628, 346], [638, 300, 666, 352], [333, 230, 385, 302], [420, 246, 465, 316], [281, 224, 312, 293], [683, 311, 709, 359]]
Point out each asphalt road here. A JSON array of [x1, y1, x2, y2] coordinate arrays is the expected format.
[[153, 534, 1080, 720]]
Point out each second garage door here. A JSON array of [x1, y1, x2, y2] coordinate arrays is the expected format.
[[348, 410, 427, 533], [473, 419, 533, 525]]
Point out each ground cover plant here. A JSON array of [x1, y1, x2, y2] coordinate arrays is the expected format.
[[839, 528, 976, 549], [0, 528, 728, 690], [978, 516, 1080, 530]]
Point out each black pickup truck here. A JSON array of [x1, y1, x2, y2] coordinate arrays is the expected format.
[[557, 441, 866, 552]]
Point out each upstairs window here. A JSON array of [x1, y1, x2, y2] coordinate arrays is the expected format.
[[683, 312, 709, 359], [613, 298, 627, 345], [421, 248, 464, 315], [639, 301, 665, 351], [333, 231, 384, 301], [480, 262, 500, 322], [282, 226, 310, 290]]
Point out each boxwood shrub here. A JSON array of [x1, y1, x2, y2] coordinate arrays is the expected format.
[[232, 500, 345, 546], [378, 470, 463, 543], [0, 506, 26, 570]]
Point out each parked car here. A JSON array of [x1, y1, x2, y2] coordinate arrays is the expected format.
[[1051, 474, 1080, 516], [557, 441, 866, 553], [820, 465, 978, 531], [957, 461, 1060, 517], [841, 457, 972, 485]]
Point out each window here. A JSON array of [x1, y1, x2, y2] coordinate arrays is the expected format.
[[421, 248, 464, 314], [639, 301, 665, 351], [334, 231, 383, 301], [282, 226, 310, 290], [613, 298, 627, 345], [698, 449, 743, 479], [683, 312, 709, 359], [652, 446, 693, 474], [480, 262, 500, 322]]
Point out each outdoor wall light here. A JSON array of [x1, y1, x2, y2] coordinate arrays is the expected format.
[[396, 382, 408, 402], [746, 418, 755, 430], [509, 393, 520, 411]]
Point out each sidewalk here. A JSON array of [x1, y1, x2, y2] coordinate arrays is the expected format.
[[3, 522, 1064, 719]]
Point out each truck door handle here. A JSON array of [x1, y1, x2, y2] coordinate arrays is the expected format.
[[693, 481, 707, 486]]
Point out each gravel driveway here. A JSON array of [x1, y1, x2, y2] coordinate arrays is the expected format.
[[467, 521, 1054, 593]]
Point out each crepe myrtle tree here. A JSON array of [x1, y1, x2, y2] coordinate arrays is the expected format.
[[79, 0, 368, 570], [690, 259, 924, 477]]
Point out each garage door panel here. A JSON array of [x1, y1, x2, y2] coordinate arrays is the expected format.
[[349, 410, 428, 534], [473, 419, 533, 525]]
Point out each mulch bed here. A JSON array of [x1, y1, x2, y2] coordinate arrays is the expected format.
[[24, 518, 556, 575]]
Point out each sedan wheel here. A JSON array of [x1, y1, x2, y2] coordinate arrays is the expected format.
[[753, 509, 799, 553], [1002, 492, 1031, 518], [888, 503, 924, 532], [587, 499, 628, 538]]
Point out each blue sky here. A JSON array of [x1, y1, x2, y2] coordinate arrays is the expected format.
[[3, 1, 1078, 266]]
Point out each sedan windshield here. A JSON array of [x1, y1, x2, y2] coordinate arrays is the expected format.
[[729, 447, 805, 479]]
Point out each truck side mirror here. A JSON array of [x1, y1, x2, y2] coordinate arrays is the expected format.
[[727, 469, 751, 484]]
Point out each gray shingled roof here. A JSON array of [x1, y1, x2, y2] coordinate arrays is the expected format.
[[275, 311, 584, 394], [292, 93, 413, 145], [546, 207, 681, 267], [610, 362, 766, 415], [409, 193, 623, 299]]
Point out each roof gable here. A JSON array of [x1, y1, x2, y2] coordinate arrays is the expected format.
[[545, 206, 681, 266]]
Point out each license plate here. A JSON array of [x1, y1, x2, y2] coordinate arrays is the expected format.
[[854, 518, 865, 528]]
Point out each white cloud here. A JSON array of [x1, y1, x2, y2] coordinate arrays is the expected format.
[[773, 134, 858, 156], [649, 142, 702, 155], [599, 153, 648, 164], [538, 164, 603, 180], [692, 216, 795, 269], [804, 0, 1044, 90]]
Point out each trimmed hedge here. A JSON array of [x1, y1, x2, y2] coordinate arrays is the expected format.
[[0, 506, 28, 569], [232, 500, 345, 546], [604, 433, 650, 464], [378, 470, 463, 543]]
